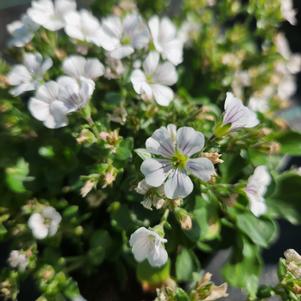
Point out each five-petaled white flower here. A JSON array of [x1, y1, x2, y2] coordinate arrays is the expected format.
[[7, 14, 39, 48], [8, 250, 29, 271], [28, 76, 95, 129], [28, 206, 62, 239], [101, 14, 150, 59], [129, 227, 168, 267], [28, 0, 76, 31], [64, 9, 116, 50], [148, 16, 183, 65], [245, 165, 271, 217], [140, 124, 215, 199], [223, 92, 259, 130], [281, 0, 297, 26], [62, 55, 104, 80], [131, 52, 178, 106], [7, 52, 53, 96]]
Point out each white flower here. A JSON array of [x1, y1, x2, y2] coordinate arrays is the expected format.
[[140, 124, 215, 199], [28, 76, 94, 128], [28, 81, 69, 129], [131, 52, 178, 106], [7, 52, 53, 96], [248, 87, 273, 113], [7, 14, 39, 47], [62, 55, 104, 80], [72, 296, 87, 301], [8, 250, 29, 271], [277, 74, 296, 100], [101, 14, 150, 59], [245, 166, 271, 217], [57, 76, 95, 113], [281, 0, 297, 26], [28, 206, 62, 239], [223, 92, 259, 130], [64, 9, 116, 50], [129, 227, 168, 267], [148, 16, 183, 65], [28, 0, 76, 31], [178, 17, 200, 47], [136, 180, 166, 210]]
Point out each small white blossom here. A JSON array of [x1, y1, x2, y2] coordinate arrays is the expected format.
[[57, 76, 95, 113], [140, 124, 215, 199], [245, 166, 271, 217], [28, 0, 76, 31], [223, 92, 259, 130], [136, 180, 166, 210], [281, 0, 297, 26], [178, 17, 201, 47], [7, 52, 53, 96], [7, 14, 39, 48], [28, 206, 62, 239], [277, 74, 297, 100], [129, 227, 168, 267], [131, 52, 178, 106], [62, 55, 104, 80], [101, 14, 150, 59], [148, 16, 183, 65], [8, 250, 29, 271], [248, 86, 273, 113], [64, 9, 117, 50], [28, 76, 94, 128]]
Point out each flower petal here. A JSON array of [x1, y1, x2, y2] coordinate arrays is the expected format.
[[140, 158, 170, 187], [145, 125, 176, 157], [186, 158, 215, 182], [153, 62, 177, 85], [164, 169, 193, 199], [151, 84, 174, 106], [148, 242, 168, 267], [28, 97, 50, 121], [110, 46, 134, 59], [176, 127, 205, 156], [143, 51, 160, 75]]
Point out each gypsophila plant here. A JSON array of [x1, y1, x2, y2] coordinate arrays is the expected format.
[[0, 0, 301, 300]]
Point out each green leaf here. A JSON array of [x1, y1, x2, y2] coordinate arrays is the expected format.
[[223, 237, 262, 299], [63, 206, 79, 218], [137, 260, 170, 285], [176, 248, 200, 281], [5, 158, 33, 193], [174, 288, 190, 301], [115, 138, 133, 161], [277, 131, 301, 156], [134, 148, 152, 160], [236, 213, 278, 248]]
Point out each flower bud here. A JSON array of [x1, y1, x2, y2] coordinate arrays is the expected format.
[[80, 179, 97, 198], [202, 152, 223, 164], [175, 208, 192, 230], [76, 129, 96, 145]]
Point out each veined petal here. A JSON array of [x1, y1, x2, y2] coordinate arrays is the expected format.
[[84, 58, 104, 79], [143, 51, 160, 75], [164, 169, 193, 199], [145, 125, 176, 157], [176, 127, 205, 156], [45, 100, 68, 129], [110, 46, 134, 59], [140, 158, 170, 187], [62, 55, 86, 78], [148, 242, 168, 267], [186, 158, 215, 182], [162, 39, 183, 65], [28, 97, 50, 121]]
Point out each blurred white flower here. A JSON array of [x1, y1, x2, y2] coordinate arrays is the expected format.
[[140, 124, 215, 199], [8, 250, 28, 271], [129, 227, 168, 267], [277, 74, 297, 100], [72, 296, 87, 301], [223, 92, 259, 130], [248, 86, 273, 113], [62, 55, 104, 80], [130, 52, 177, 106], [178, 17, 200, 47], [281, 0, 297, 26], [57, 76, 95, 113], [28, 81, 69, 129], [7, 14, 39, 48], [101, 14, 150, 59], [7, 52, 52, 96], [275, 34, 301, 74], [245, 166, 271, 217], [28, 0, 76, 31], [64, 9, 117, 50], [28, 206, 62, 239], [136, 180, 165, 210], [148, 16, 183, 65]]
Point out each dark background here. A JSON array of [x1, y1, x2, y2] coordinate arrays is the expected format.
[[0, 1, 300, 300]]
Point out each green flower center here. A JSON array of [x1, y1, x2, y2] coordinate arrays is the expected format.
[[122, 35, 131, 45], [172, 150, 188, 169]]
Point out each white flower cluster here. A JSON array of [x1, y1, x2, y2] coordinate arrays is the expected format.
[[8, 250, 29, 271], [7, 0, 184, 128]]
